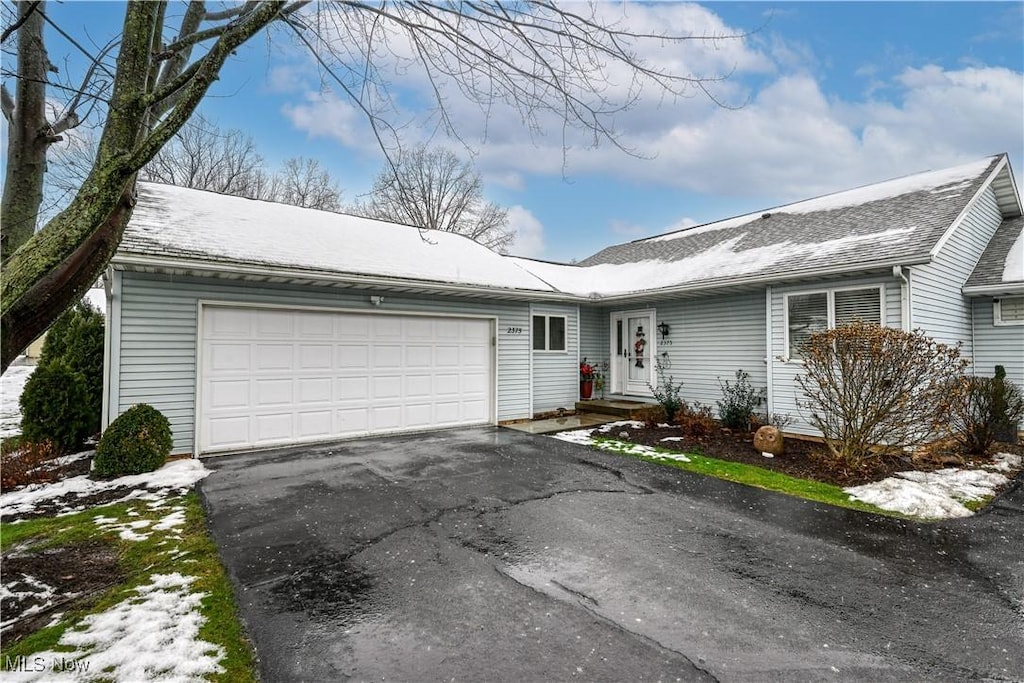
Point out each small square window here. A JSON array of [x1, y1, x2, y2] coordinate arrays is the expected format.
[[532, 315, 567, 351]]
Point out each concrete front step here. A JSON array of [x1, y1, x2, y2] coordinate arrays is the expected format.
[[574, 399, 653, 419]]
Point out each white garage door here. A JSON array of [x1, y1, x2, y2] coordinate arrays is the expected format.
[[199, 305, 493, 454]]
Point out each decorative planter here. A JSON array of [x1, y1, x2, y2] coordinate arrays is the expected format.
[[580, 379, 594, 400]]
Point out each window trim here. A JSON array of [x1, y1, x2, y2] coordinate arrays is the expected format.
[[532, 314, 568, 352], [993, 296, 1024, 326], [783, 284, 886, 361]]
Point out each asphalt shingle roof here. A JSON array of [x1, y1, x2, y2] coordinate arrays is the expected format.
[[965, 216, 1024, 290], [577, 156, 1001, 282]]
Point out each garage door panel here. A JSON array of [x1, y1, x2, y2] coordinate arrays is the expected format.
[[298, 378, 332, 404], [209, 344, 250, 371], [256, 309, 294, 336], [373, 346, 402, 368], [201, 306, 493, 453], [298, 411, 332, 438], [373, 376, 402, 399], [435, 346, 460, 366], [299, 344, 332, 370], [255, 413, 292, 442], [209, 380, 250, 409], [298, 312, 335, 337], [255, 344, 293, 370], [255, 379, 292, 406]]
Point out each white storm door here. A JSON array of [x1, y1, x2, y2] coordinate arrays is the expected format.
[[199, 305, 493, 453], [610, 310, 655, 396]]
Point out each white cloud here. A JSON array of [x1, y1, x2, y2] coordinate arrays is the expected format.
[[506, 205, 545, 258], [281, 93, 375, 150]]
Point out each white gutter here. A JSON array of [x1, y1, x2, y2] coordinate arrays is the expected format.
[[962, 283, 1024, 296], [113, 251, 934, 306]]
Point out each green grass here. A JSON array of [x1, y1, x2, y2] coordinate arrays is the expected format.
[[0, 492, 256, 682], [591, 436, 900, 517]]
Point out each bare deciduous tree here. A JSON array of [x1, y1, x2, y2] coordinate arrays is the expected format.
[[140, 112, 267, 197], [274, 156, 342, 211], [357, 145, 512, 252], [1, 0, 742, 371]]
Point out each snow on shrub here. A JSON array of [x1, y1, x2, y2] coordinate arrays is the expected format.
[[795, 321, 968, 466], [94, 404, 173, 477]]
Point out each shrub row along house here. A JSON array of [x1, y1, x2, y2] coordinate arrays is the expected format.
[[100, 153, 1023, 456]]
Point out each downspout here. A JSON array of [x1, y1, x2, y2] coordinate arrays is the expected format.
[[107, 269, 123, 427], [765, 286, 773, 418], [101, 267, 114, 428], [893, 265, 911, 331]]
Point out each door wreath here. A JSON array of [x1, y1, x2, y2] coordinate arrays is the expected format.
[[634, 326, 647, 368]]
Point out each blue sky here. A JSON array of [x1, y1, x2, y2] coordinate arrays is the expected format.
[[19, 2, 1024, 262]]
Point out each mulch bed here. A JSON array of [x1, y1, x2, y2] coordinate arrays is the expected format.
[[606, 424, 1024, 487]]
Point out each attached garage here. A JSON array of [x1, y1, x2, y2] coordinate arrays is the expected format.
[[198, 304, 495, 454]]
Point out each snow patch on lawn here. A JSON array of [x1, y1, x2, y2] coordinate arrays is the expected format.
[[93, 505, 187, 542], [0, 574, 59, 633], [845, 465, 1012, 520], [551, 424, 691, 462], [0, 460, 211, 518], [1, 362, 34, 439], [4, 573, 223, 682]]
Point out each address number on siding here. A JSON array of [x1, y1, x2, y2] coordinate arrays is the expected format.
[[506, 327, 524, 334]]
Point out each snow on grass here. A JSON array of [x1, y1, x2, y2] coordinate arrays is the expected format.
[[4, 573, 224, 682], [1, 575, 59, 633], [1, 362, 34, 439], [0, 459, 211, 518], [845, 464, 1014, 520], [986, 452, 1022, 472], [551, 422, 689, 461], [93, 505, 187, 542]]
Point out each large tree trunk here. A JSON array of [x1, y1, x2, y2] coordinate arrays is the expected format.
[[1, 1, 49, 263]]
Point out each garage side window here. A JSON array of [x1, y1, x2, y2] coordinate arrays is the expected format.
[[532, 315, 567, 351], [995, 296, 1024, 326]]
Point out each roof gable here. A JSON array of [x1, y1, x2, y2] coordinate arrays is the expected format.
[[964, 217, 1024, 294]]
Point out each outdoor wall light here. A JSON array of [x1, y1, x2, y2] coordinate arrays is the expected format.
[[657, 321, 670, 339], [369, 295, 385, 306]]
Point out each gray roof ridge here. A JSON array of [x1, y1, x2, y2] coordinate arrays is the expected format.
[[627, 153, 1003, 246]]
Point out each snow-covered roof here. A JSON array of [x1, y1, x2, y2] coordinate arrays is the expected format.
[[119, 183, 556, 294], [120, 155, 1015, 300], [553, 155, 1007, 297], [964, 217, 1024, 294]]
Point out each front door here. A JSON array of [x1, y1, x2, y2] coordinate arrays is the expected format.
[[610, 310, 656, 396]]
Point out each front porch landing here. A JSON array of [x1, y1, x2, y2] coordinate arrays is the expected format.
[[574, 397, 654, 419]]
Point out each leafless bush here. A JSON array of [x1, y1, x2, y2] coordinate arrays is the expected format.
[[949, 374, 1024, 455], [795, 321, 968, 465], [674, 403, 718, 441]]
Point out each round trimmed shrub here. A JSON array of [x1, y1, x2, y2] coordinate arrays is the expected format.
[[19, 361, 93, 453], [94, 404, 173, 477]]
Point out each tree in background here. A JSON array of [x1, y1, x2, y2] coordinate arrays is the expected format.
[[140, 114, 343, 210], [1, 0, 741, 371], [358, 145, 512, 253]]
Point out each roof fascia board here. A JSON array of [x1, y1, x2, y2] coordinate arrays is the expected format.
[[114, 251, 933, 305], [593, 255, 932, 303], [930, 155, 1009, 259], [111, 253, 580, 302], [961, 283, 1024, 297]]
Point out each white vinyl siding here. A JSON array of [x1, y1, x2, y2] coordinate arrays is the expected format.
[[772, 275, 903, 436], [994, 296, 1024, 325], [111, 272, 532, 454], [911, 186, 1004, 356], [530, 304, 578, 413], [972, 297, 1024, 429], [639, 291, 767, 412], [579, 305, 609, 372]]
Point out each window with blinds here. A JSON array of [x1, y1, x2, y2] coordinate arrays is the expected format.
[[995, 296, 1024, 325], [787, 292, 827, 359], [785, 286, 884, 359], [834, 288, 882, 326]]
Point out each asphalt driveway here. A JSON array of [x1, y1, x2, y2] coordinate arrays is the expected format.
[[199, 427, 1024, 682]]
